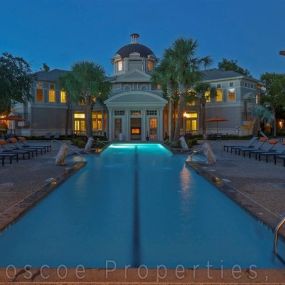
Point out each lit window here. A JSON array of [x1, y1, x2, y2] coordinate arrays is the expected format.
[[92, 112, 103, 131], [74, 113, 85, 119], [216, 88, 223, 102], [48, 84, 56, 103], [117, 61, 123, 71], [204, 91, 211, 103], [147, 60, 154, 71], [227, 88, 236, 102], [184, 112, 198, 118], [36, 82, 44, 102], [60, 90, 67, 103]]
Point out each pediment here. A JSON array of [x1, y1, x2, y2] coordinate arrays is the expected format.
[[105, 91, 167, 107]]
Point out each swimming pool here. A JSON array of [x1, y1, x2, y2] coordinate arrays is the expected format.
[[0, 143, 284, 268]]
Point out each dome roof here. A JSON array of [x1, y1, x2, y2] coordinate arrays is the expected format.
[[116, 43, 154, 59]]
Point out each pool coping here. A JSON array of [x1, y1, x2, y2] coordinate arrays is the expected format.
[[0, 268, 285, 284], [0, 157, 87, 233], [186, 160, 285, 240]]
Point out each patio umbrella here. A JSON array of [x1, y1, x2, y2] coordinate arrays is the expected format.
[[206, 117, 228, 134], [2, 113, 24, 121]]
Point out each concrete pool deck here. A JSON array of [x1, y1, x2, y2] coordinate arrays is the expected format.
[[188, 140, 285, 238], [0, 140, 86, 231]]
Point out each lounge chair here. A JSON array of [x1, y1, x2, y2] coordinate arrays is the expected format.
[[247, 139, 278, 159], [276, 154, 285, 167], [223, 137, 258, 153], [237, 137, 268, 156], [258, 141, 285, 163], [0, 152, 18, 166], [18, 137, 51, 152]]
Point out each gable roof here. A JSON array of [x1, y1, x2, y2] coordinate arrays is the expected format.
[[201, 68, 257, 82], [34, 69, 69, 82]]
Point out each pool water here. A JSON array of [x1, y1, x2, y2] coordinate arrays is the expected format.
[[0, 143, 284, 268]]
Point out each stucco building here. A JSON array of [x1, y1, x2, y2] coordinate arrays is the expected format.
[[13, 34, 260, 140]]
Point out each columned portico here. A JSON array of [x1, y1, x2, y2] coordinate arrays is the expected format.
[[105, 91, 167, 141]]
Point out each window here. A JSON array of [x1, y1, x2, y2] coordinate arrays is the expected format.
[[36, 82, 43, 102], [48, 84, 56, 103], [227, 89, 236, 102], [185, 112, 198, 132], [146, 110, 157, 116], [217, 83, 221, 88], [74, 113, 85, 119], [114, 110, 125, 116], [229, 82, 234, 87], [117, 60, 123, 72], [60, 89, 67, 103], [131, 110, 141, 116], [149, 117, 158, 140], [92, 112, 103, 131], [204, 90, 211, 103], [216, 88, 223, 102], [147, 60, 154, 72], [184, 112, 198, 119], [74, 113, 86, 134]]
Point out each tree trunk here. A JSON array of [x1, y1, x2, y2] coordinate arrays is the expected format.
[[65, 103, 70, 136], [85, 104, 93, 138], [201, 100, 206, 139], [273, 110, 277, 137], [166, 83, 172, 142], [168, 99, 172, 142], [174, 84, 185, 141]]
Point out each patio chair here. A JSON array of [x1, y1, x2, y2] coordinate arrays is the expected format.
[[0, 152, 18, 166], [237, 137, 268, 156], [247, 139, 277, 159], [0, 139, 30, 160], [257, 141, 285, 163], [276, 155, 285, 167], [223, 137, 258, 153], [18, 137, 51, 152], [5, 138, 33, 159]]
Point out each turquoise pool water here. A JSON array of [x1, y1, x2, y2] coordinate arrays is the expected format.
[[0, 143, 284, 268]]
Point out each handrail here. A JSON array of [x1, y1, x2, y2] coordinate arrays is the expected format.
[[273, 216, 285, 255]]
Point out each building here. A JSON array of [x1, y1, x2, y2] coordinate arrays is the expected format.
[[13, 34, 260, 140]]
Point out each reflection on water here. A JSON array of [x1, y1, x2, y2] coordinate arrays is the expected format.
[[179, 164, 192, 216]]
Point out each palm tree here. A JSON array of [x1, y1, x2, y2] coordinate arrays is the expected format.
[[166, 38, 212, 140], [193, 82, 211, 139], [60, 61, 111, 137], [151, 50, 177, 141]]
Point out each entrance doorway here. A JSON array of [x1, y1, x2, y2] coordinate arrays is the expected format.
[[130, 118, 141, 140]]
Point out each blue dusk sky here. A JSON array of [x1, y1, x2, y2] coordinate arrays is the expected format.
[[0, 0, 284, 78]]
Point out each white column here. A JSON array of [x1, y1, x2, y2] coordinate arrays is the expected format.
[[158, 109, 163, 141], [142, 110, 146, 141], [126, 109, 129, 141], [108, 108, 112, 141]]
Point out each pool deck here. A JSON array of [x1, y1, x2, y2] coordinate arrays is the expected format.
[[188, 140, 285, 238], [0, 140, 86, 231]]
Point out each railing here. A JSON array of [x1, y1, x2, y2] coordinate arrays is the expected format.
[[273, 216, 285, 255]]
